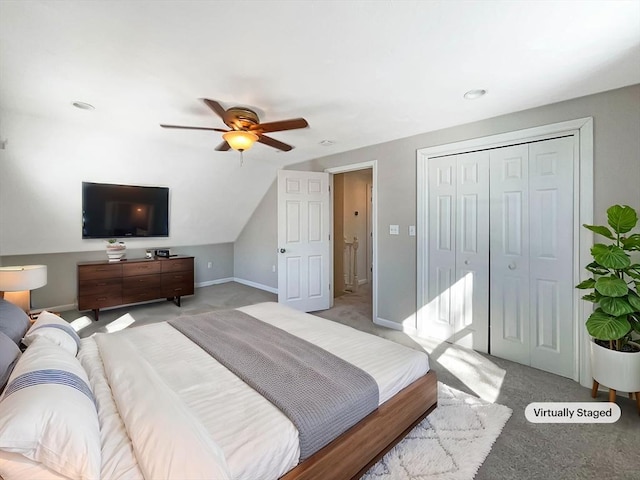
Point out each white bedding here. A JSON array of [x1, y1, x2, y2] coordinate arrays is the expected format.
[[39, 302, 430, 480]]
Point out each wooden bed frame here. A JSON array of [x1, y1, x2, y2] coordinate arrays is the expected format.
[[280, 370, 438, 480]]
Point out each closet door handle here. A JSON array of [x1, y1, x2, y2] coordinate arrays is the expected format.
[[508, 262, 517, 270], [464, 260, 470, 265]]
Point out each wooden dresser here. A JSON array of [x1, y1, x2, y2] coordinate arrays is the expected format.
[[77, 256, 194, 320]]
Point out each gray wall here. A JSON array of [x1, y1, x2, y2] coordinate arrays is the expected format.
[[1, 243, 234, 310], [237, 84, 640, 326], [233, 181, 278, 290]]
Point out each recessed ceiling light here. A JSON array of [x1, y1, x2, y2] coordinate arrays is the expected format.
[[319, 140, 335, 146], [463, 89, 487, 100], [72, 101, 95, 110]]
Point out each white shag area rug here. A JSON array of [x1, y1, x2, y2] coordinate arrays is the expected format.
[[363, 382, 512, 480]]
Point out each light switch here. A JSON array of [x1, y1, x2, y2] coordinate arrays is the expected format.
[[389, 224, 399, 235], [409, 225, 416, 236]]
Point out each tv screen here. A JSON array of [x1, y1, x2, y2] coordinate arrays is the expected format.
[[82, 182, 169, 239]]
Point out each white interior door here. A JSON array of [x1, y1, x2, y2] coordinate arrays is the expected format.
[[527, 137, 574, 377], [490, 144, 531, 365], [424, 156, 457, 342], [422, 151, 489, 352], [490, 137, 574, 378], [277, 170, 331, 312], [455, 151, 490, 352]]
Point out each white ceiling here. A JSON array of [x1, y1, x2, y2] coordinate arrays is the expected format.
[[1, 0, 639, 166]]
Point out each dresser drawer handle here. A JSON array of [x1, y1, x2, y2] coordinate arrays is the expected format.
[[97, 282, 107, 286], [97, 297, 107, 301]]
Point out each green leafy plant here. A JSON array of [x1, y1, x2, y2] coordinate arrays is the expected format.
[[577, 205, 640, 351]]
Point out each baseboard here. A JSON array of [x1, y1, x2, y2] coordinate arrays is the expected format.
[[374, 317, 402, 330], [33, 303, 77, 313], [232, 277, 278, 294], [195, 277, 234, 288], [375, 316, 417, 335]]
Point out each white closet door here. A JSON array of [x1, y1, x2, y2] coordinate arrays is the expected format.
[[424, 152, 489, 352], [455, 151, 490, 352], [490, 144, 531, 365], [490, 138, 574, 378], [528, 137, 574, 377], [425, 156, 457, 341]]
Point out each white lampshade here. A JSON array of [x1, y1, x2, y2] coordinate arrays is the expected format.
[[0, 265, 48, 291], [0, 265, 47, 313]]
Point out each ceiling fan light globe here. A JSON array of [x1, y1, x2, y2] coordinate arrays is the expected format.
[[222, 130, 259, 151]]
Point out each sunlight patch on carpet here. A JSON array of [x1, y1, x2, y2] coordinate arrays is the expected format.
[[363, 382, 512, 480]]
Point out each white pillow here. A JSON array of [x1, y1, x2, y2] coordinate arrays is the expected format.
[[0, 451, 70, 480], [22, 311, 82, 356], [0, 335, 101, 480]]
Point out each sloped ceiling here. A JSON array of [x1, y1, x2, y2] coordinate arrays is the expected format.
[[0, 1, 639, 252]]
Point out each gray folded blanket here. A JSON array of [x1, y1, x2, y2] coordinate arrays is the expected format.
[[169, 309, 379, 459]]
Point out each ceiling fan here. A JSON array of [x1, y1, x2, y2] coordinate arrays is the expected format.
[[160, 99, 309, 152]]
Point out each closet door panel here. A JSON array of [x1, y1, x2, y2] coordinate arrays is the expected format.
[[490, 144, 530, 365], [424, 157, 457, 341], [455, 151, 489, 352], [528, 137, 574, 377]]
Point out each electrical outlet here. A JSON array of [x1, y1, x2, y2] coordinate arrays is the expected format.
[[389, 224, 399, 235], [207, 262, 212, 269], [409, 225, 416, 236]]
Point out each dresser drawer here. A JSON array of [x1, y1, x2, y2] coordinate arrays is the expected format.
[[122, 261, 162, 277], [78, 264, 123, 281], [122, 289, 159, 305], [162, 273, 194, 297], [123, 274, 161, 290], [77, 278, 121, 296], [78, 292, 123, 311], [161, 258, 194, 273]]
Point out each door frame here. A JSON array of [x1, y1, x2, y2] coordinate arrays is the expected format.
[[325, 161, 378, 323], [416, 117, 594, 387]]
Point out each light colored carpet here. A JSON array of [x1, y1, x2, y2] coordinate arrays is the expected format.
[[364, 383, 512, 480]]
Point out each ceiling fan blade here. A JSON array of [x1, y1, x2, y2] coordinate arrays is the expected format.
[[257, 134, 293, 151], [202, 99, 227, 119], [160, 124, 228, 132], [215, 140, 231, 151], [251, 118, 309, 133]]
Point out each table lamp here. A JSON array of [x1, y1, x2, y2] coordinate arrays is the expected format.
[[0, 265, 48, 313]]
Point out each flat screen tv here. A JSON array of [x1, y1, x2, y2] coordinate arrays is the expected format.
[[82, 182, 169, 239]]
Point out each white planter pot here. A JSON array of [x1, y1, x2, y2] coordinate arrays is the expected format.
[[590, 340, 640, 393]]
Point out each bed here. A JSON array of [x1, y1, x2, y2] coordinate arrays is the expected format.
[[0, 301, 438, 480]]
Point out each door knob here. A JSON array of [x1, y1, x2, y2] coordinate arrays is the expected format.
[[464, 260, 470, 265], [508, 262, 516, 270], [279, 248, 286, 253]]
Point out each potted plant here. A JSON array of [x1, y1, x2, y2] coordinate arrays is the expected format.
[[577, 205, 640, 406]]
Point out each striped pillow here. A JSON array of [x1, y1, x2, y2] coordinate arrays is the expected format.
[[22, 311, 82, 356], [0, 335, 101, 480]]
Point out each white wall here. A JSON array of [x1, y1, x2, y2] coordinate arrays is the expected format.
[[0, 110, 277, 255]]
